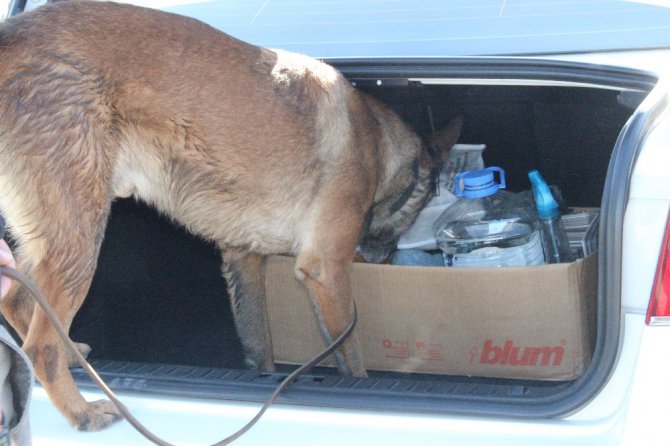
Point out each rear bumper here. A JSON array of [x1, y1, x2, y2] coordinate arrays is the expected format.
[[27, 313, 662, 446]]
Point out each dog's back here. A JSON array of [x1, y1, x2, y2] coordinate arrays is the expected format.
[[0, 1, 393, 254]]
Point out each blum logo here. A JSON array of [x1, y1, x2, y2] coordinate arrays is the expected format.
[[479, 339, 565, 366]]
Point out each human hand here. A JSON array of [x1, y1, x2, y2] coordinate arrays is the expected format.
[[0, 239, 16, 298]]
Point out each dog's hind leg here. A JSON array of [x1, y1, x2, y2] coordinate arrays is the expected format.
[[0, 255, 93, 367], [221, 250, 275, 371], [0, 79, 120, 430], [19, 198, 121, 431]]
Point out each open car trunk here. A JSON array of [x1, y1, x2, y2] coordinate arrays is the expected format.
[[68, 59, 658, 418]]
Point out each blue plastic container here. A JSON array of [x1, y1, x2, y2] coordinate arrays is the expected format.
[[528, 169, 574, 264]]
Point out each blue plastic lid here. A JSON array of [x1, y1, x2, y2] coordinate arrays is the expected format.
[[455, 167, 506, 199], [528, 169, 559, 219]]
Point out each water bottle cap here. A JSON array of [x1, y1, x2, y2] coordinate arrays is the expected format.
[[455, 167, 506, 199]]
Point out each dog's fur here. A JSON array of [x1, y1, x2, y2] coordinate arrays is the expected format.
[[0, 0, 461, 431]]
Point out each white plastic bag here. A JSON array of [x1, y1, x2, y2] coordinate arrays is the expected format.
[[397, 144, 486, 250]]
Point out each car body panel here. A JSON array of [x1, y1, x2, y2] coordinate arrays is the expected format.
[[158, 0, 670, 58]]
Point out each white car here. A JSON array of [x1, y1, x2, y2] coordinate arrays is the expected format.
[[2, 1, 670, 445]]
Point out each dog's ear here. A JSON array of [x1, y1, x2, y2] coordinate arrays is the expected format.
[[430, 117, 463, 162]]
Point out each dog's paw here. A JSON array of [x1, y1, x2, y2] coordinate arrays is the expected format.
[[244, 357, 276, 372], [66, 342, 92, 368], [73, 399, 123, 431]]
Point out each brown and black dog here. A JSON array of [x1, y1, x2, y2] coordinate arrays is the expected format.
[[0, 0, 461, 431]]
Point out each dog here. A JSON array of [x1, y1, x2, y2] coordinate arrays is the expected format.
[[0, 0, 461, 431]]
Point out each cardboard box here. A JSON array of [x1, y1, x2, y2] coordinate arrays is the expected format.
[[265, 254, 597, 381]]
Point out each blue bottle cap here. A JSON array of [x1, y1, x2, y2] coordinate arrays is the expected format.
[[528, 169, 559, 219], [455, 167, 506, 199]]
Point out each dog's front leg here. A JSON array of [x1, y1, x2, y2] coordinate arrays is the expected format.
[[295, 250, 368, 378], [221, 250, 275, 371]]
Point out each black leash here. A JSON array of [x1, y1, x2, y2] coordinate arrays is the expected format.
[[0, 263, 358, 445]]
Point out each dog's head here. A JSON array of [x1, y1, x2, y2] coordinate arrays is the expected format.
[[358, 116, 463, 263]]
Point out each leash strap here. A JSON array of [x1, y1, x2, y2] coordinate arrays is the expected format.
[[0, 264, 358, 446]]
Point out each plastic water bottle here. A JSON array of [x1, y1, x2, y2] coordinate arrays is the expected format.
[[528, 170, 574, 264], [433, 167, 545, 268]]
